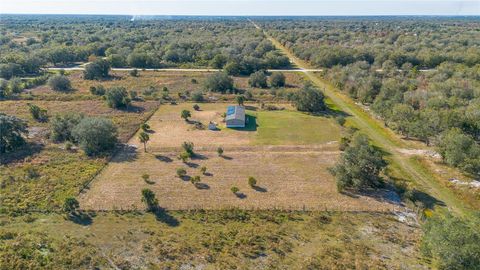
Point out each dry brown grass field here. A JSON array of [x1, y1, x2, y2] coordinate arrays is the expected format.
[[80, 103, 401, 211]]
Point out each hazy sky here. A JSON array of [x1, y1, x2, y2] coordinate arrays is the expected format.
[[1, 0, 479, 16]]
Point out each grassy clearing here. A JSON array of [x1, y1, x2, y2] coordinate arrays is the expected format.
[[254, 109, 341, 145], [0, 211, 425, 269]]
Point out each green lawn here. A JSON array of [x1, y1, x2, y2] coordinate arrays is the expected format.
[[252, 109, 341, 145]]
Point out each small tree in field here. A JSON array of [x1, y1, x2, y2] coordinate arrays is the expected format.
[[141, 188, 158, 212], [217, 147, 224, 156], [200, 166, 207, 175], [231, 186, 239, 194], [236, 95, 246, 106], [176, 168, 187, 178], [27, 103, 48, 122], [138, 131, 150, 152], [248, 176, 257, 187], [181, 110, 191, 121], [193, 104, 200, 111], [63, 197, 79, 218], [142, 173, 150, 183], [191, 175, 201, 186], [179, 152, 190, 163], [140, 123, 150, 132], [130, 69, 139, 77], [182, 141, 194, 156]]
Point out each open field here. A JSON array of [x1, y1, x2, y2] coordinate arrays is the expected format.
[[24, 70, 305, 101], [80, 103, 399, 211], [0, 211, 425, 269]]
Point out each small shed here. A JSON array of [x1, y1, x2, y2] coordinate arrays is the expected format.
[[225, 105, 245, 128]]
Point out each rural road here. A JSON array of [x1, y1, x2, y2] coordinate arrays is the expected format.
[[249, 20, 469, 216], [47, 66, 324, 73]]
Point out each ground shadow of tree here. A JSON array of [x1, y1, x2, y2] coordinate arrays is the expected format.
[[0, 142, 44, 165], [68, 211, 93, 226], [253, 186, 268, 193], [154, 207, 180, 227], [195, 183, 210, 190], [155, 154, 173, 162], [235, 192, 247, 199], [111, 144, 138, 163]]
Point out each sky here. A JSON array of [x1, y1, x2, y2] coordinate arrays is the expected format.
[[1, 0, 479, 16]]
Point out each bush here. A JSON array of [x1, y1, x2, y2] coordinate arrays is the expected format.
[[249, 70, 268, 88], [129, 90, 138, 100], [193, 104, 200, 111], [191, 175, 201, 186], [63, 197, 79, 214], [27, 103, 48, 122], [200, 166, 207, 175], [141, 188, 158, 212], [248, 177, 257, 187], [294, 82, 326, 113], [231, 186, 239, 194], [89, 85, 105, 96], [140, 123, 150, 132], [0, 113, 28, 153], [204, 72, 234, 93], [182, 141, 195, 156], [48, 75, 71, 91], [270, 72, 286, 87], [329, 134, 387, 192], [130, 69, 139, 77], [50, 112, 84, 142], [72, 117, 118, 156], [105, 87, 131, 109], [84, 59, 110, 80], [217, 147, 224, 156], [336, 116, 346, 126], [191, 91, 204, 102], [181, 110, 191, 121], [176, 168, 187, 178]]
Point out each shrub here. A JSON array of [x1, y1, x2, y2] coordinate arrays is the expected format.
[[329, 134, 387, 192], [236, 95, 246, 106], [84, 59, 110, 80], [231, 186, 239, 194], [179, 152, 190, 163], [181, 110, 191, 121], [217, 147, 224, 156], [89, 85, 106, 96], [0, 113, 28, 153], [336, 116, 346, 126], [72, 117, 118, 156], [176, 168, 187, 178], [140, 123, 150, 132], [200, 166, 207, 175], [63, 197, 79, 214], [105, 86, 131, 109], [270, 72, 286, 88], [248, 176, 257, 187], [191, 91, 204, 102], [204, 72, 234, 93], [294, 82, 326, 113], [193, 104, 200, 111], [141, 188, 158, 212], [129, 90, 138, 100], [141, 173, 150, 183], [182, 141, 194, 156], [50, 112, 84, 142], [27, 103, 48, 122], [191, 175, 201, 186], [130, 69, 139, 77], [48, 75, 71, 91], [248, 70, 268, 88]]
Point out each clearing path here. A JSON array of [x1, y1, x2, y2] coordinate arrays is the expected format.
[[250, 20, 472, 216]]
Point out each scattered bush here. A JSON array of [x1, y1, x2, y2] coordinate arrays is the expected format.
[[176, 168, 187, 178], [0, 113, 28, 153], [50, 112, 84, 142], [293, 82, 326, 113], [191, 91, 204, 102], [105, 86, 131, 109], [336, 116, 346, 126], [248, 70, 268, 88], [270, 72, 286, 87], [236, 95, 246, 106], [72, 117, 118, 156], [84, 59, 110, 80], [193, 104, 200, 111], [27, 103, 48, 122], [231, 186, 239, 194], [130, 69, 139, 77], [217, 147, 224, 156], [248, 176, 257, 187], [204, 72, 234, 93], [141, 188, 158, 211], [48, 75, 71, 91], [89, 85, 106, 96], [200, 166, 207, 175], [181, 110, 191, 121]]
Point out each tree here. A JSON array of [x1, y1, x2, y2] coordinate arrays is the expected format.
[[200, 166, 207, 175], [84, 59, 110, 80], [72, 117, 118, 156], [141, 188, 158, 212], [231, 186, 239, 194], [141, 173, 150, 183], [63, 197, 79, 215], [390, 104, 416, 139], [224, 61, 242, 76], [204, 72, 234, 93], [270, 72, 286, 88], [193, 104, 200, 111], [191, 175, 201, 186], [248, 176, 257, 187], [248, 70, 268, 88], [211, 54, 227, 69], [176, 168, 187, 178], [181, 141, 195, 156], [48, 75, 71, 91], [181, 110, 191, 121], [138, 131, 150, 152], [336, 116, 346, 126], [236, 95, 246, 106], [0, 113, 28, 153], [329, 134, 387, 192], [89, 85, 105, 96], [27, 103, 48, 122], [422, 214, 480, 270], [293, 83, 326, 113], [191, 91, 204, 102], [50, 112, 84, 142], [105, 87, 131, 109], [140, 123, 150, 132], [217, 147, 224, 156]]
